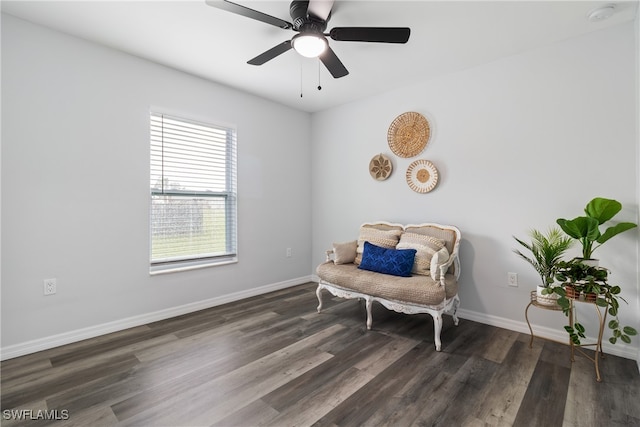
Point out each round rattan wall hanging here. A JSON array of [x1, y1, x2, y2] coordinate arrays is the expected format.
[[369, 153, 392, 181], [406, 159, 438, 193], [387, 112, 431, 158]]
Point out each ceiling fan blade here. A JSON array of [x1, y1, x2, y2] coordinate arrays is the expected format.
[[205, 0, 293, 29], [329, 27, 411, 43], [247, 41, 293, 65], [319, 47, 348, 78], [307, 0, 334, 21]]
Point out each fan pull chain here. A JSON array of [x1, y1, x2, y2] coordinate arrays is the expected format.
[[301, 60, 323, 97]]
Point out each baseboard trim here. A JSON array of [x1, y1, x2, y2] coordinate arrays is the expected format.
[[0, 276, 312, 361], [456, 308, 638, 361]]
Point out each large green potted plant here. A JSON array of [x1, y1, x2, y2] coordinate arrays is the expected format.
[[556, 197, 637, 262], [547, 259, 637, 345], [513, 227, 573, 305]]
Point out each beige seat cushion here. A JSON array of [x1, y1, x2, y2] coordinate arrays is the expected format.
[[316, 262, 458, 306]]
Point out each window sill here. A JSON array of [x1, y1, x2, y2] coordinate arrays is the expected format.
[[149, 257, 238, 276]]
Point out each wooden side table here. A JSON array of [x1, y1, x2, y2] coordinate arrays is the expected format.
[[525, 290, 606, 382]]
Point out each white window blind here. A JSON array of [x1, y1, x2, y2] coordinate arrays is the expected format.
[[150, 112, 237, 271]]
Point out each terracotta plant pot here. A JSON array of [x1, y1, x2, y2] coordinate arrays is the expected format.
[[566, 285, 578, 299], [584, 292, 597, 302]]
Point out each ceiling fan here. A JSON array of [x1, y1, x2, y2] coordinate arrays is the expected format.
[[205, 0, 411, 78]]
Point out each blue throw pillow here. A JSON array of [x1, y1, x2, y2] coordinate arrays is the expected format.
[[358, 241, 417, 277]]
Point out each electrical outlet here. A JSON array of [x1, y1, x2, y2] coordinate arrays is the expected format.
[[44, 278, 57, 295], [286, 248, 292, 258], [507, 272, 518, 287]]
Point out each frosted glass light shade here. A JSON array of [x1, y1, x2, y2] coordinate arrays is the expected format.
[[292, 34, 327, 58]]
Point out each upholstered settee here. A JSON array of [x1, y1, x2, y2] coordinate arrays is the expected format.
[[315, 221, 461, 351]]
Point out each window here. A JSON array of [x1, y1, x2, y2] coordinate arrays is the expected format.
[[150, 112, 237, 272]]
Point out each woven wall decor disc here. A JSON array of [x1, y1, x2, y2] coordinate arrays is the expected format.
[[406, 159, 439, 193], [387, 112, 430, 158], [369, 153, 392, 181]]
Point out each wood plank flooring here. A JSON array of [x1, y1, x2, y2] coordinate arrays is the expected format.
[[2, 282, 639, 426]]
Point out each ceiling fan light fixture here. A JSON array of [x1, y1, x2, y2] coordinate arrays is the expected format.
[[292, 33, 327, 58]]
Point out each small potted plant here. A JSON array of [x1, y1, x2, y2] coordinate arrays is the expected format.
[[556, 197, 637, 265], [547, 259, 637, 345], [513, 227, 573, 305]]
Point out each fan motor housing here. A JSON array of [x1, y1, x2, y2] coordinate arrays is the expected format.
[[290, 0, 328, 32]]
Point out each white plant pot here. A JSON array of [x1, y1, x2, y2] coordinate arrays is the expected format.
[[536, 285, 560, 306]]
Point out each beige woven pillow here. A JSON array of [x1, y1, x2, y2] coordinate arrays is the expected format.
[[333, 240, 357, 264], [396, 232, 445, 275], [355, 227, 402, 265], [430, 246, 450, 280]]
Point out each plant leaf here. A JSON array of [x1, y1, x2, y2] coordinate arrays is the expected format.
[[623, 326, 638, 336], [621, 335, 631, 344], [584, 197, 621, 224], [597, 222, 637, 244], [558, 297, 570, 309], [608, 320, 619, 329], [561, 216, 601, 240]]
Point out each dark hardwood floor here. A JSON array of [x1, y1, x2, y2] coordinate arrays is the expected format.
[[2, 282, 639, 426]]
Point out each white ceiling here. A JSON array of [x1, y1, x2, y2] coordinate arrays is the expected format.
[[2, 1, 638, 112]]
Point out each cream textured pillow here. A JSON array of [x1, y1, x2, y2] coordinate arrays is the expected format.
[[333, 240, 357, 264], [355, 227, 402, 265], [430, 246, 450, 280], [396, 232, 445, 275]]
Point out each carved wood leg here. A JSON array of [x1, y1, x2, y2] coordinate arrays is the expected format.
[[432, 313, 443, 351], [316, 285, 323, 313], [365, 297, 373, 330], [452, 295, 460, 326]]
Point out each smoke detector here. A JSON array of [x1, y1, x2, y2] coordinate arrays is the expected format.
[[587, 4, 616, 22]]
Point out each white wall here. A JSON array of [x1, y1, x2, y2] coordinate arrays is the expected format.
[[2, 14, 639, 362], [311, 23, 639, 359], [1, 14, 312, 357]]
